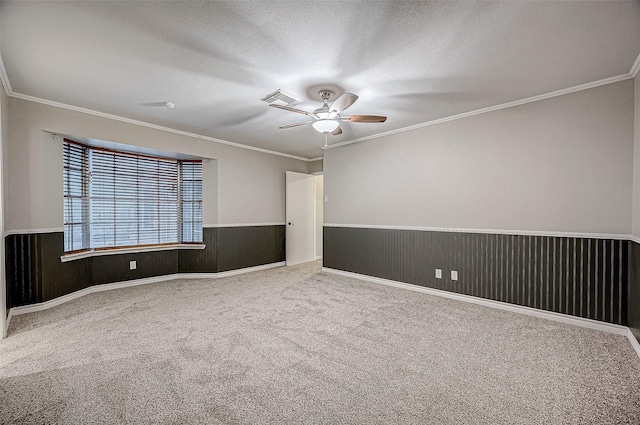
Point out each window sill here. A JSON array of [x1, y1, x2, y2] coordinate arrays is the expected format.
[[60, 244, 206, 263]]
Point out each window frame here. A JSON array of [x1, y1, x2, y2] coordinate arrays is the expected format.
[[62, 139, 204, 260], [63, 140, 91, 254]]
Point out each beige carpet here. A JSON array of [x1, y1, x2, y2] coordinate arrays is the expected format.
[[1, 261, 639, 424]]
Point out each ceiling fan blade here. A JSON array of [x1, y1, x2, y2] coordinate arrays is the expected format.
[[330, 92, 358, 113], [269, 104, 313, 116], [278, 121, 314, 129], [342, 115, 387, 123], [331, 125, 342, 135]]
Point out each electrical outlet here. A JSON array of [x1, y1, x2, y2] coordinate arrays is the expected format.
[[130, 261, 137, 270], [451, 270, 458, 281], [435, 269, 442, 279]]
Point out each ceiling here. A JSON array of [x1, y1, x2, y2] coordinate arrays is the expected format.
[[1, 1, 640, 160]]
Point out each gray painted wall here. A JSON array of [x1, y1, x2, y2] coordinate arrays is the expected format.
[[5, 97, 309, 232], [324, 80, 634, 235], [315, 175, 323, 258], [308, 159, 323, 174]]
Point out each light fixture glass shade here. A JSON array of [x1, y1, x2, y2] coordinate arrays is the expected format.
[[312, 119, 339, 133]]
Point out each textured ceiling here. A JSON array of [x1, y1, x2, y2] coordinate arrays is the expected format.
[[2, 1, 640, 159]]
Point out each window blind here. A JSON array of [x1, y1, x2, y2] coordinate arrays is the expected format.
[[180, 161, 203, 243], [90, 149, 180, 248], [63, 141, 89, 252], [63, 139, 203, 253]]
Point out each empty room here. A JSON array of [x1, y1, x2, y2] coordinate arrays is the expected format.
[[1, 1, 640, 423]]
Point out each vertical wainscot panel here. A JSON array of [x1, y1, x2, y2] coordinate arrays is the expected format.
[[178, 227, 218, 273], [217, 225, 285, 272], [324, 227, 628, 325], [629, 241, 640, 343], [5, 234, 42, 308]]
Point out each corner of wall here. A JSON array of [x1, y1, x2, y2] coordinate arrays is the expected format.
[[308, 158, 323, 175], [633, 74, 640, 237], [0, 80, 7, 338], [0, 4, 6, 339], [630, 72, 640, 344]]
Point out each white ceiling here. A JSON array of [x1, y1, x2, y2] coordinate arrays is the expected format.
[[2, 1, 640, 159]]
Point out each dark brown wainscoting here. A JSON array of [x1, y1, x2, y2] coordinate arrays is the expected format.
[[178, 228, 218, 273], [324, 226, 629, 325], [217, 226, 285, 272], [92, 251, 179, 285], [39, 232, 91, 301], [5, 225, 285, 310], [5, 234, 44, 307], [629, 241, 640, 343], [5, 232, 93, 306]]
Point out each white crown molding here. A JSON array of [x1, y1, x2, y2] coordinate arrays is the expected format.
[[325, 73, 633, 150], [630, 235, 640, 245], [204, 223, 285, 228], [323, 223, 630, 240], [322, 267, 639, 359], [10, 92, 313, 162], [0, 49, 638, 160], [630, 51, 640, 78], [4, 261, 286, 333], [0, 50, 308, 163]]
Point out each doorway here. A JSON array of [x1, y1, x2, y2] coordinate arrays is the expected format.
[[285, 171, 323, 265]]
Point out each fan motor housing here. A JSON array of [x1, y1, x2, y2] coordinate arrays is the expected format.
[[318, 89, 334, 102]]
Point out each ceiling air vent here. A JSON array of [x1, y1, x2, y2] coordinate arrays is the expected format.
[[261, 89, 300, 106]]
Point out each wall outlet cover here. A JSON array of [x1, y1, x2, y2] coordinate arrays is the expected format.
[[130, 261, 137, 270], [435, 269, 442, 279], [451, 270, 458, 281]]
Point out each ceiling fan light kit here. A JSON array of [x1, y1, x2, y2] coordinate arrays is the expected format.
[[312, 119, 340, 133], [270, 89, 387, 136]]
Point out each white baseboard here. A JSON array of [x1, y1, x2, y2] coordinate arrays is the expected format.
[[627, 329, 640, 359], [4, 309, 13, 337], [9, 274, 181, 317], [315, 256, 322, 260], [5, 262, 286, 331], [322, 267, 639, 359], [179, 262, 285, 279]]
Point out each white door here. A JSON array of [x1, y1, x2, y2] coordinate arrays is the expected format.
[[286, 171, 315, 265]]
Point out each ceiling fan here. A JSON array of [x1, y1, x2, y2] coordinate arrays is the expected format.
[[270, 89, 387, 135]]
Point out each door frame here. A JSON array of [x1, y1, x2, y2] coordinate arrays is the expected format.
[[285, 171, 315, 265]]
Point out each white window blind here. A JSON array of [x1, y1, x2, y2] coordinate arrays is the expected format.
[[180, 161, 203, 243], [63, 141, 89, 252], [63, 139, 203, 253]]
